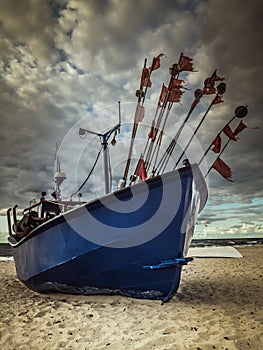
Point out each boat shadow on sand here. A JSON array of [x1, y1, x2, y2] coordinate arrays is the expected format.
[[2, 262, 262, 310]]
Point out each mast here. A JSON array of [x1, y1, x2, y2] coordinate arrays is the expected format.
[[54, 143, 67, 201], [79, 102, 121, 194], [102, 138, 110, 194]]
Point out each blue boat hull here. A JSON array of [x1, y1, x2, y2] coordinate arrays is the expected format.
[[9, 165, 207, 301]]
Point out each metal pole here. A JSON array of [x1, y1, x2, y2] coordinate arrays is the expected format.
[[102, 138, 110, 194]]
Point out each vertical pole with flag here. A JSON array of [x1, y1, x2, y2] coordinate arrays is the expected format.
[[156, 88, 203, 175], [198, 105, 248, 165], [148, 53, 196, 175], [204, 106, 249, 179], [144, 60, 180, 172], [118, 59, 147, 189], [119, 54, 165, 186], [142, 83, 167, 171], [150, 75, 185, 173], [156, 68, 223, 174], [174, 81, 226, 168], [118, 53, 164, 189]]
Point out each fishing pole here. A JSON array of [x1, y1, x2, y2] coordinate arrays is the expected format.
[[147, 63, 183, 174], [174, 82, 226, 169], [199, 105, 248, 167], [118, 58, 147, 189], [204, 105, 248, 178], [156, 88, 203, 175], [119, 55, 165, 188]]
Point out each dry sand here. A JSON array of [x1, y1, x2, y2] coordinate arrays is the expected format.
[[0, 246, 262, 350]]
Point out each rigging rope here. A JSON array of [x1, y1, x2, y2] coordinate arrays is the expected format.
[[70, 146, 103, 197]]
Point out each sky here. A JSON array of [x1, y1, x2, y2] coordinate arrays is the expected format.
[[0, 0, 262, 241]]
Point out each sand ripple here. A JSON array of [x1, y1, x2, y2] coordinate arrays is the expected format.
[[0, 246, 262, 349]]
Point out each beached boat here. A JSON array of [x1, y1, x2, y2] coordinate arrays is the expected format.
[[7, 53, 247, 301], [8, 164, 207, 301]]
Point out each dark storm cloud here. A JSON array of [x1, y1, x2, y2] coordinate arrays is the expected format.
[[0, 0, 262, 239], [192, 0, 263, 202], [0, 0, 68, 65]]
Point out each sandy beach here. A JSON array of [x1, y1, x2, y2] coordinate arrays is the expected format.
[[0, 246, 262, 350]]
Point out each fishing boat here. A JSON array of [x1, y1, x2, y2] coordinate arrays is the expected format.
[[7, 53, 248, 302]]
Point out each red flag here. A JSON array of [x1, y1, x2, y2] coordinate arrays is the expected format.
[[212, 157, 233, 181], [234, 121, 247, 135], [223, 125, 237, 141], [158, 84, 168, 107], [135, 105, 145, 122], [178, 54, 195, 72], [151, 53, 165, 71], [167, 88, 184, 102], [141, 67, 152, 87], [212, 95, 224, 104], [148, 120, 157, 141], [168, 78, 184, 90], [211, 135, 221, 153], [210, 70, 225, 82], [135, 157, 147, 180]]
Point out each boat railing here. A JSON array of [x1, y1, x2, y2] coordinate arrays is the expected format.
[[7, 196, 87, 240], [7, 200, 60, 238], [56, 200, 87, 213]]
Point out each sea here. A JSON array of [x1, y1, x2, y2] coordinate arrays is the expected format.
[[1, 237, 263, 261]]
